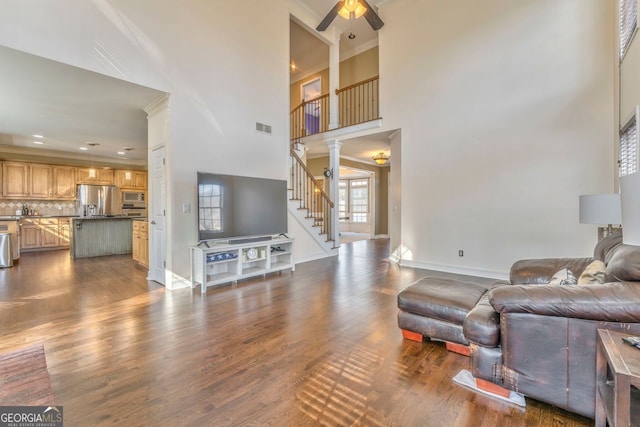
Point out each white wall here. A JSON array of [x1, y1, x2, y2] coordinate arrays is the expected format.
[[0, 0, 310, 287], [379, 0, 616, 277]]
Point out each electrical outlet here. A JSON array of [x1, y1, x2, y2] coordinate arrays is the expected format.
[[458, 250, 464, 257]]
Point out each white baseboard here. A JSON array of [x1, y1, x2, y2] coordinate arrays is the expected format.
[[399, 259, 509, 281], [295, 251, 338, 265], [373, 234, 389, 239]]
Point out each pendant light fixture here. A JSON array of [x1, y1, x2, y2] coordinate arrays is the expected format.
[[372, 152, 390, 165]]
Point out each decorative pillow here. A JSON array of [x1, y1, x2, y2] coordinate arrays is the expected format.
[[577, 260, 606, 285], [548, 268, 577, 285]]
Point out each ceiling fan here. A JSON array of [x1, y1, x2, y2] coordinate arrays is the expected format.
[[316, 0, 384, 32]]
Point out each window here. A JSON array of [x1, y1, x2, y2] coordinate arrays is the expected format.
[[338, 181, 348, 221], [620, 108, 639, 177], [338, 178, 370, 223], [620, 0, 638, 58], [199, 184, 223, 231], [350, 179, 369, 223]]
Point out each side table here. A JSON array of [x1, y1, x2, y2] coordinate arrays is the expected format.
[[595, 329, 640, 427]]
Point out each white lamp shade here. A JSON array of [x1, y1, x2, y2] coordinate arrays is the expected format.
[[579, 194, 621, 225], [621, 173, 640, 245]]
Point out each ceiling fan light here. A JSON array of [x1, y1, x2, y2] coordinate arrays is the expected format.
[[338, 0, 366, 19], [373, 152, 390, 165]]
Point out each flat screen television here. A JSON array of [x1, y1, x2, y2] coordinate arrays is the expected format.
[[197, 172, 288, 242]]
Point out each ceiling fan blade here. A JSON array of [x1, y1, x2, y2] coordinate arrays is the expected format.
[[316, 1, 345, 31], [360, 0, 384, 31]]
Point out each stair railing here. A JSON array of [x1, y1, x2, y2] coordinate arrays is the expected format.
[[289, 148, 334, 242]]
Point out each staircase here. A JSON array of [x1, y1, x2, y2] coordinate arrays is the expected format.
[[289, 147, 337, 252]]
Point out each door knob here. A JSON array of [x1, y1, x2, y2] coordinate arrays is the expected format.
[[151, 220, 156, 225]]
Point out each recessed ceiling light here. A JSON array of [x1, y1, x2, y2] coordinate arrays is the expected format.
[[117, 151, 125, 155], [79, 147, 89, 151], [33, 141, 44, 145], [32, 134, 43, 138]]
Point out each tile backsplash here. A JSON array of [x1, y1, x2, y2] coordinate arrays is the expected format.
[[0, 200, 76, 216]]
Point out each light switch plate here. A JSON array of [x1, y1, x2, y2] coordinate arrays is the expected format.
[[183, 203, 190, 213]]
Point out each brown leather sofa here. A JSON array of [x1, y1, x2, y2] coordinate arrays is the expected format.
[[465, 233, 640, 418]]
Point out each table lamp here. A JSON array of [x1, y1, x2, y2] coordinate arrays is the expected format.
[[579, 193, 621, 236]]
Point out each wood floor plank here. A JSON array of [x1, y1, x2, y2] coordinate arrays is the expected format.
[[0, 242, 593, 426]]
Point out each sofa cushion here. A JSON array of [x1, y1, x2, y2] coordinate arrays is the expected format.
[[463, 293, 500, 346], [577, 260, 606, 284], [605, 244, 640, 282], [593, 232, 623, 263]]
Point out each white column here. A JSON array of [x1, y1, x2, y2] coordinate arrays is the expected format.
[[326, 139, 342, 245], [328, 33, 340, 130]]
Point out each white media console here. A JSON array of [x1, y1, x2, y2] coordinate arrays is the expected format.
[[190, 236, 295, 294]]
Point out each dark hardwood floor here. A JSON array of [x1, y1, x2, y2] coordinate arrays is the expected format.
[[0, 242, 593, 426]]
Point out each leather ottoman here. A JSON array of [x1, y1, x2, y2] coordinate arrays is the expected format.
[[397, 277, 506, 354]]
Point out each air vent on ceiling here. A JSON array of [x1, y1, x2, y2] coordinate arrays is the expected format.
[[256, 122, 272, 135]]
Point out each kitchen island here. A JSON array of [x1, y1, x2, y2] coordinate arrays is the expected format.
[[70, 217, 133, 259]]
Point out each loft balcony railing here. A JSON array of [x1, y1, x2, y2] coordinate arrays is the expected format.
[[290, 76, 379, 142], [290, 94, 330, 142]]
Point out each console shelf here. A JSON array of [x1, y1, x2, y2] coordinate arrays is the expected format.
[[190, 237, 295, 293]]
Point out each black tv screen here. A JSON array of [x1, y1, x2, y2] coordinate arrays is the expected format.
[[197, 172, 288, 242]]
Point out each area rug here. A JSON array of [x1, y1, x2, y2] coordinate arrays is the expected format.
[[453, 369, 526, 407], [0, 344, 56, 405]]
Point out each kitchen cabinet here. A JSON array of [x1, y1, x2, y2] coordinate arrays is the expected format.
[[77, 168, 114, 185], [132, 220, 148, 267], [2, 162, 30, 198], [20, 218, 71, 252], [52, 166, 76, 199], [20, 219, 41, 250], [59, 218, 71, 246], [116, 170, 147, 190], [2, 162, 77, 200], [29, 164, 53, 198]]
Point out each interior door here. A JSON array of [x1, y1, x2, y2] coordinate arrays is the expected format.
[[149, 146, 166, 284]]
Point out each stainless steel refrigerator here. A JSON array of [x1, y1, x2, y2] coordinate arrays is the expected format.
[[76, 184, 122, 217]]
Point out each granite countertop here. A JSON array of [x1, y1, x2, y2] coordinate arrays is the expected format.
[[0, 215, 80, 220], [71, 216, 134, 220]]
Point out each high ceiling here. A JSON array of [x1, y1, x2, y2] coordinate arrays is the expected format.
[[290, 0, 382, 84], [292, 1, 390, 167], [0, 45, 165, 165], [0, 1, 388, 168]]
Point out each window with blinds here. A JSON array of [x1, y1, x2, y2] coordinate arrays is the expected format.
[[620, 109, 639, 177], [620, 0, 638, 58]]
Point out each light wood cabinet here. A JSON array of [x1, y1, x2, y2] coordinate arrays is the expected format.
[[2, 162, 30, 198], [116, 170, 147, 190], [2, 162, 77, 200], [52, 166, 76, 199], [20, 218, 71, 252], [20, 219, 41, 250], [59, 218, 71, 246], [41, 222, 60, 247], [77, 168, 114, 185], [132, 220, 149, 267], [29, 164, 53, 198]]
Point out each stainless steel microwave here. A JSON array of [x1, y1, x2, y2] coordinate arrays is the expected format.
[[122, 191, 145, 203]]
